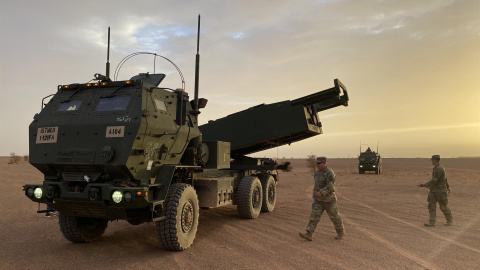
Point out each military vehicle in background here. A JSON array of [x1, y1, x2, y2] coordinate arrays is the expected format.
[[358, 143, 382, 174], [23, 17, 350, 251]]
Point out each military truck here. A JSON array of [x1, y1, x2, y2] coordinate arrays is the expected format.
[[358, 145, 382, 174], [23, 20, 349, 251]]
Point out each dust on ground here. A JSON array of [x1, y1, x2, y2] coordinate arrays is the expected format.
[[1, 157, 479, 270]]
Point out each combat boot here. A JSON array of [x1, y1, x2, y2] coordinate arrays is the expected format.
[[335, 233, 345, 240], [424, 222, 435, 227], [444, 221, 453, 226], [299, 231, 313, 241]]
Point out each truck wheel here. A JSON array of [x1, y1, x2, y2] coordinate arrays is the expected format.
[[260, 175, 276, 213], [375, 167, 379, 174], [59, 213, 108, 243], [359, 169, 363, 174], [156, 183, 199, 251], [237, 176, 262, 219]]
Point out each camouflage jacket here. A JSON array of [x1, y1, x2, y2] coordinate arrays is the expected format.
[[313, 167, 337, 202], [424, 164, 448, 191]]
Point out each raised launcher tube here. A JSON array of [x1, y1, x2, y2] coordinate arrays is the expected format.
[[199, 79, 349, 156]]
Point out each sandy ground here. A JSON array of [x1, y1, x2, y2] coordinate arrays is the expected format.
[[1, 157, 479, 270]]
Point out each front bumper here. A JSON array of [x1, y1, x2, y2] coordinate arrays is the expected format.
[[358, 164, 378, 171], [23, 182, 152, 220]]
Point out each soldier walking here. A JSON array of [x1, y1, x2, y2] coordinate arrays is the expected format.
[[299, 157, 345, 241], [417, 155, 453, 226]]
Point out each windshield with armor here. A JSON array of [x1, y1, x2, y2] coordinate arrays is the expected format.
[[57, 100, 82, 111], [95, 95, 131, 111], [359, 153, 377, 162]]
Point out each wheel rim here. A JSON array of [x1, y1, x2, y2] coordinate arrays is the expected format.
[[181, 200, 194, 233], [267, 183, 275, 204], [252, 187, 261, 209]]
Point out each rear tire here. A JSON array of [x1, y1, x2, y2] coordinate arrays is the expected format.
[[259, 175, 276, 213], [237, 176, 262, 219], [156, 183, 199, 251], [59, 214, 108, 243]]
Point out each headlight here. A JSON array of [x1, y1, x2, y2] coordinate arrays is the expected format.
[[359, 165, 363, 168], [112, 190, 123, 203], [124, 192, 132, 202], [34, 187, 43, 199], [373, 165, 376, 168]]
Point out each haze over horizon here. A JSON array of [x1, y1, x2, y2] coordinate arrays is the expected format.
[[1, 0, 479, 158]]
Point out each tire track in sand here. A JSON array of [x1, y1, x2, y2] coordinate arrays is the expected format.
[[230, 221, 351, 269], [304, 185, 441, 269], [343, 216, 441, 270], [341, 195, 480, 255]]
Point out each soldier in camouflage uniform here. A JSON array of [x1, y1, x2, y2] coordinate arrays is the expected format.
[[299, 157, 345, 241], [417, 155, 453, 226]]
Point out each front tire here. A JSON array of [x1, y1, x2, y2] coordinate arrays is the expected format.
[[260, 175, 276, 213], [237, 176, 262, 219], [59, 214, 108, 243], [156, 183, 199, 251]]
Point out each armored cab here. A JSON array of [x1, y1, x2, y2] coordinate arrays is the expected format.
[[23, 21, 350, 251], [358, 146, 382, 174], [28, 73, 201, 216]]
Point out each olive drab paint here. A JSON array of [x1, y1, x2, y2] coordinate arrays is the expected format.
[[23, 19, 350, 251], [358, 143, 382, 174], [25, 73, 349, 251]]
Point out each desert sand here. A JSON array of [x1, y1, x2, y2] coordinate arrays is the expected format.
[[1, 157, 479, 270]]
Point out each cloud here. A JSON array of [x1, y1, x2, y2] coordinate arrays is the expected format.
[[232, 32, 246, 40], [133, 27, 169, 52], [1, 0, 479, 157], [326, 123, 480, 136]]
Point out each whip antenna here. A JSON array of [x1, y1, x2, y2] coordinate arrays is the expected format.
[[193, 14, 201, 119], [106, 27, 111, 80]]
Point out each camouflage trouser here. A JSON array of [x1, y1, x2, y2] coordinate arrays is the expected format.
[[306, 200, 344, 235], [428, 190, 453, 224]]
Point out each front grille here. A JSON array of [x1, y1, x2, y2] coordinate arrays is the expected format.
[[56, 200, 108, 218]]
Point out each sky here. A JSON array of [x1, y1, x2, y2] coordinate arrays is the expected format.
[[1, 0, 479, 158]]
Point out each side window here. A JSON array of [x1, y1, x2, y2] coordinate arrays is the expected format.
[[95, 95, 131, 111], [57, 100, 82, 111], [154, 99, 167, 111]]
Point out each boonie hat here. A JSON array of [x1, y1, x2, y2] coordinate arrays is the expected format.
[[316, 156, 327, 164]]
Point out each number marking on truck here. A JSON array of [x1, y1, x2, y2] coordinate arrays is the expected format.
[[36, 127, 58, 143], [106, 126, 125, 138]]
